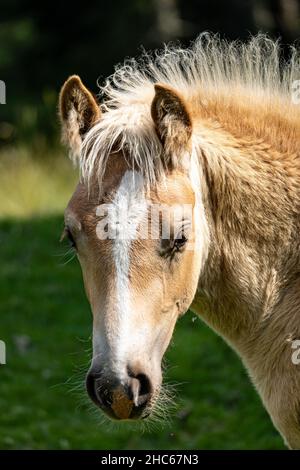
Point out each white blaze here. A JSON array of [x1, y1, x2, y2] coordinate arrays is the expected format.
[[108, 171, 147, 371]]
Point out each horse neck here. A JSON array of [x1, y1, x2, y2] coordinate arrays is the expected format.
[[193, 129, 300, 341]]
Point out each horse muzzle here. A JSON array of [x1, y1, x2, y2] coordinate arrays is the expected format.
[[86, 367, 153, 420]]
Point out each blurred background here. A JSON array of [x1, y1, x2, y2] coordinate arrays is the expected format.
[[0, 0, 299, 449]]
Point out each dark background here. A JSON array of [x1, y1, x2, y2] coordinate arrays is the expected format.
[[1, 0, 300, 146]]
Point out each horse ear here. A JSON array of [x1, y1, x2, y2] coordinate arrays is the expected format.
[[59, 75, 101, 160], [151, 83, 192, 168]]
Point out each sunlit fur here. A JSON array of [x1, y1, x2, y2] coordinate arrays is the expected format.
[[81, 33, 299, 188], [60, 34, 300, 449]]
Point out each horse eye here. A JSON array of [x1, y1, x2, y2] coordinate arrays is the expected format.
[[160, 232, 188, 258], [62, 227, 77, 249], [173, 233, 188, 251]]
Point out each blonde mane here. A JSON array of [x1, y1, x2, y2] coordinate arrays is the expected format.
[[81, 33, 300, 187]]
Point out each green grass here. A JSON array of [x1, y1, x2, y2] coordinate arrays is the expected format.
[[0, 146, 78, 218], [0, 148, 285, 449]]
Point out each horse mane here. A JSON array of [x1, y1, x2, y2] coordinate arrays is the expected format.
[[81, 33, 300, 187]]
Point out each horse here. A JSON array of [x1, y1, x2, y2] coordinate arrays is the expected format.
[[58, 34, 300, 448]]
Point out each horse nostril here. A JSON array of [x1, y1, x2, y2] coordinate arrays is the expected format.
[[128, 372, 152, 407], [86, 371, 112, 408], [136, 373, 152, 396], [86, 372, 99, 405]]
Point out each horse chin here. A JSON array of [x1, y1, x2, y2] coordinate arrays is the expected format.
[[99, 390, 156, 421], [102, 403, 152, 421]]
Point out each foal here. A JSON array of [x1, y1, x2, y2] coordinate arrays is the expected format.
[[59, 35, 300, 448]]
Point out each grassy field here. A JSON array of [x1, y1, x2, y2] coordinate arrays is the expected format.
[[0, 147, 285, 449]]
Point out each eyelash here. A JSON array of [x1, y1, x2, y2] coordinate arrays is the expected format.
[[173, 233, 188, 250], [160, 232, 188, 258], [65, 227, 76, 249]]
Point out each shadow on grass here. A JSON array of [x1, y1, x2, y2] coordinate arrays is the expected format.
[[0, 215, 285, 449]]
